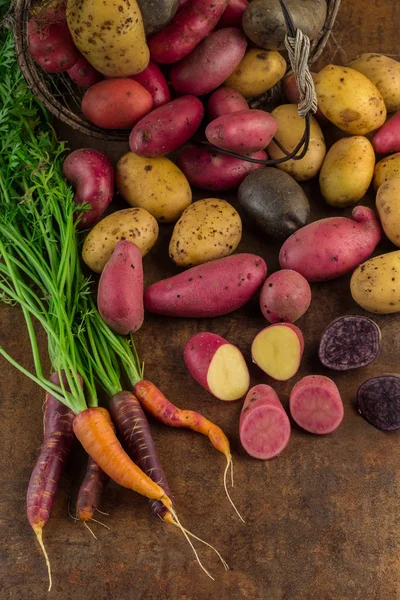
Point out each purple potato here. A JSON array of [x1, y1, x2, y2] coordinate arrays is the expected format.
[[357, 375, 400, 431], [319, 315, 381, 371]]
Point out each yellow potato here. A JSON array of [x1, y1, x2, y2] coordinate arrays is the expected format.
[[319, 136, 375, 207], [376, 178, 400, 247], [82, 208, 158, 273], [314, 64, 387, 134], [66, 0, 149, 76], [224, 49, 286, 98], [169, 199, 242, 267], [267, 104, 326, 181], [373, 153, 400, 190], [351, 250, 400, 314], [116, 153, 192, 223], [349, 53, 400, 113]]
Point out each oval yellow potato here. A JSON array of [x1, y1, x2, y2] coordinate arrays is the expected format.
[[314, 64, 387, 134], [82, 208, 159, 273], [374, 153, 400, 190], [116, 153, 192, 223], [351, 250, 400, 314], [376, 178, 400, 247], [349, 53, 400, 113], [224, 49, 286, 98], [267, 104, 326, 181], [319, 136, 375, 207], [169, 199, 242, 267]]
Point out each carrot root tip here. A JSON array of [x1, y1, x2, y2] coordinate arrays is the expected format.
[[84, 521, 97, 540], [223, 458, 245, 524], [32, 524, 52, 592]]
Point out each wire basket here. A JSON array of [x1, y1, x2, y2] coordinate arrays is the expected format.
[[13, 0, 341, 142]]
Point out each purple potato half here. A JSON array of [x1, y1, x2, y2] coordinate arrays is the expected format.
[[357, 375, 400, 431]]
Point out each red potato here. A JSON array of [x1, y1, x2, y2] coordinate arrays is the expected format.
[[82, 79, 153, 130], [239, 385, 291, 460], [282, 72, 329, 126], [260, 270, 311, 324], [62, 149, 114, 229], [289, 375, 344, 435], [129, 96, 204, 157], [372, 110, 400, 154], [205, 110, 278, 154], [177, 144, 266, 191], [184, 332, 250, 401], [217, 0, 249, 28], [97, 240, 144, 335], [67, 55, 103, 88], [207, 87, 249, 120], [129, 61, 171, 108], [251, 323, 304, 381], [144, 253, 267, 317], [148, 0, 229, 64], [28, 6, 80, 73], [170, 28, 247, 96], [279, 206, 382, 282]]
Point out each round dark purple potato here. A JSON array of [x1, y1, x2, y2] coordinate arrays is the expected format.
[[318, 315, 381, 371], [357, 376, 400, 431]]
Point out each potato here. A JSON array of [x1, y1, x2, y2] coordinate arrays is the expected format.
[[372, 111, 400, 154], [358, 375, 400, 431], [66, 0, 149, 77], [251, 323, 304, 381], [67, 55, 103, 89], [224, 48, 286, 98], [82, 208, 159, 273], [238, 167, 310, 241], [282, 72, 328, 126], [374, 153, 400, 190], [169, 199, 242, 267], [170, 28, 247, 96], [268, 104, 326, 181], [376, 178, 400, 247], [218, 0, 248, 28], [242, 0, 327, 51], [349, 54, 400, 113], [314, 65, 387, 134], [205, 109, 277, 154], [130, 61, 171, 108], [207, 87, 249, 120], [319, 136, 375, 207], [136, 0, 179, 35], [290, 375, 344, 435], [116, 152, 192, 223], [259, 270, 311, 324], [351, 251, 400, 313]]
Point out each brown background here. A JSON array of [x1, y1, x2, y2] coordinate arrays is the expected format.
[[2, 1, 400, 599]]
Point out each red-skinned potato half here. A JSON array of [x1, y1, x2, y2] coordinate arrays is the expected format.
[[62, 148, 114, 229], [184, 332, 250, 401], [259, 270, 311, 324], [82, 79, 153, 130], [251, 323, 304, 381], [67, 55, 103, 88], [239, 385, 291, 460], [290, 375, 344, 434]]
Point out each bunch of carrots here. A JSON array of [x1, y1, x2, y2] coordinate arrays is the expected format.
[[0, 15, 242, 590]]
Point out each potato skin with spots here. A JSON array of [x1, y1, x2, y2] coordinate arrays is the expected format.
[[314, 65, 387, 134], [268, 104, 326, 181], [82, 208, 159, 273], [205, 109, 277, 154], [349, 53, 400, 113], [351, 251, 400, 314], [169, 199, 242, 267], [116, 152, 192, 223], [376, 178, 400, 247], [66, 0, 149, 77], [319, 136, 375, 207], [224, 48, 286, 98], [374, 153, 400, 190]]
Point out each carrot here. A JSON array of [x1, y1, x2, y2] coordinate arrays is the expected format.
[[76, 457, 110, 536], [27, 372, 75, 592], [133, 380, 244, 522]]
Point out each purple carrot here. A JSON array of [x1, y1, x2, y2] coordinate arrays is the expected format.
[[76, 457, 109, 523]]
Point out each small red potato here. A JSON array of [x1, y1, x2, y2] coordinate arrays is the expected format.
[[217, 0, 249, 28], [251, 323, 304, 381], [260, 270, 311, 324], [207, 87, 249, 120], [289, 375, 344, 435], [170, 28, 247, 96], [129, 96, 204, 157], [239, 385, 291, 460], [67, 55, 103, 88], [184, 332, 250, 401], [282, 72, 328, 126], [82, 79, 153, 130], [177, 144, 266, 191], [130, 60, 171, 108], [97, 241, 144, 335], [372, 110, 400, 154], [62, 148, 114, 229], [205, 110, 278, 154]]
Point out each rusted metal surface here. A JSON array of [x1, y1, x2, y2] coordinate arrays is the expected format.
[[2, 1, 400, 598]]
